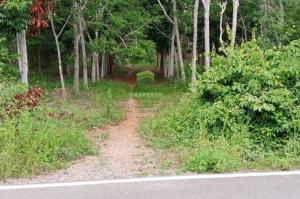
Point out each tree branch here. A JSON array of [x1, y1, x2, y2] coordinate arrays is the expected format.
[[157, 0, 175, 25]]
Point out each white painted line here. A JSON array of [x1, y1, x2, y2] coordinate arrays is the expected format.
[[1, 171, 300, 190]]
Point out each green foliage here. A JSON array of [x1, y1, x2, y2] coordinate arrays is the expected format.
[[136, 70, 155, 84], [193, 39, 300, 146], [0, 37, 18, 82], [139, 39, 300, 172], [0, 0, 31, 33]]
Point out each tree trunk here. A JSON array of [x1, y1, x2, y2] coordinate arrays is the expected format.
[[172, 0, 186, 82], [191, 0, 200, 83], [49, 10, 66, 100], [219, 1, 227, 50], [79, 17, 88, 89], [74, 22, 80, 95], [175, 50, 179, 79], [160, 50, 164, 74], [164, 51, 168, 78], [202, 0, 211, 70], [54, 36, 66, 100], [260, 0, 267, 37], [16, 30, 29, 87], [231, 0, 239, 47], [278, 0, 284, 45], [169, 25, 176, 79], [92, 51, 97, 82], [241, 16, 247, 41], [101, 52, 105, 79], [95, 32, 100, 81]]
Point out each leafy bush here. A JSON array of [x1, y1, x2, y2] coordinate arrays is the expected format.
[[136, 70, 155, 84], [140, 39, 300, 172], [192, 39, 300, 147]]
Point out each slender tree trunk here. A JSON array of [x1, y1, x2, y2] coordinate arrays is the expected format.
[[79, 17, 88, 89], [278, 0, 284, 45], [74, 22, 80, 95], [172, 0, 186, 81], [49, 10, 67, 100], [260, 0, 267, 37], [16, 32, 23, 76], [16, 30, 29, 87], [92, 51, 97, 82], [54, 36, 66, 100], [219, 1, 227, 50], [101, 52, 105, 79], [160, 50, 164, 74], [94, 31, 100, 81], [202, 0, 211, 70], [156, 50, 159, 68], [241, 16, 247, 41], [231, 0, 239, 47], [169, 25, 176, 79], [175, 50, 179, 79], [96, 54, 100, 81], [164, 51, 168, 78], [192, 0, 200, 82]]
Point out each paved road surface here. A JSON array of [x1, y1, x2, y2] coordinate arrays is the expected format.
[[1, 171, 300, 199]]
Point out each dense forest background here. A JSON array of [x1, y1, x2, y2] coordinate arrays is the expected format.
[[1, 0, 300, 87]]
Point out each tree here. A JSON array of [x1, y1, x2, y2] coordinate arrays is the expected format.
[[231, 0, 239, 47], [157, 0, 186, 82], [48, 2, 72, 100], [191, 0, 200, 83], [219, 1, 227, 50], [0, 0, 31, 86], [79, 15, 88, 89], [73, 20, 80, 95], [201, 0, 211, 69]]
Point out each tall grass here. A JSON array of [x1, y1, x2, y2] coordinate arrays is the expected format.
[[0, 80, 131, 180]]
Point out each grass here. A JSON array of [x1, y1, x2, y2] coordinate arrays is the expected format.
[[132, 81, 185, 110], [0, 79, 131, 180]]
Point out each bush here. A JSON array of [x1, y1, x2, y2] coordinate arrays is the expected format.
[[193, 39, 300, 147], [136, 70, 155, 84], [139, 39, 300, 172]]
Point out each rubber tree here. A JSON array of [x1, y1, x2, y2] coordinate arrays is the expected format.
[[201, 0, 211, 70], [191, 0, 200, 83], [48, 3, 73, 101], [157, 0, 186, 82], [231, 0, 239, 47], [219, 1, 227, 50], [0, 0, 31, 86]]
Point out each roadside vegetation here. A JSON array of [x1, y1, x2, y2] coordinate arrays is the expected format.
[[139, 39, 300, 173], [0, 46, 130, 179]]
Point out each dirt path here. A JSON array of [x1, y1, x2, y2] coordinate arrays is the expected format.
[[3, 98, 175, 185]]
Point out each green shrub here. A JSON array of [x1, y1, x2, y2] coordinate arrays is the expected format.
[[186, 149, 238, 173], [193, 39, 300, 146], [139, 39, 300, 172], [136, 70, 155, 84]]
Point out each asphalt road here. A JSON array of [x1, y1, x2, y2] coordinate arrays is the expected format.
[[1, 172, 300, 199]]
